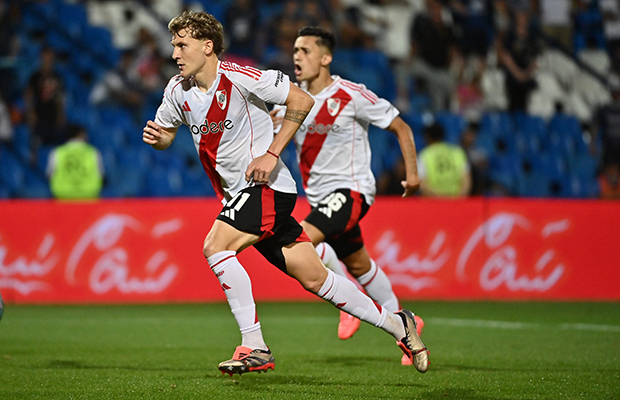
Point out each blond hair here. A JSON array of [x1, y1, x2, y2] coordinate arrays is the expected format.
[[168, 11, 225, 56]]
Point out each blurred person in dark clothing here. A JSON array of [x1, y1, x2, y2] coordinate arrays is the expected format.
[[24, 46, 66, 159], [224, 0, 260, 61], [89, 49, 145, 118], [592, 82, 620, 168], [410, 0, 462, 112], [496, 9, 541, 112]]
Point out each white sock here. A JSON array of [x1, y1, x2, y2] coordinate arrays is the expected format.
[[357, 259, 400, 312], [316, 269, 405, 340], [207, 250, 267, 350], [316, 242, 347, 277]]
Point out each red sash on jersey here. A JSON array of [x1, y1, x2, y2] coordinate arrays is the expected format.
[[198, 76, 233, 201], [299, 89, 352, 187]]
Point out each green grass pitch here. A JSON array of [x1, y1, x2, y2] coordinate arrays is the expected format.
[[0, 301, 618, 399]]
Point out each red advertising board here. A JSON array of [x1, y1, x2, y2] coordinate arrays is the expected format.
[[0, 197, 619, 303]]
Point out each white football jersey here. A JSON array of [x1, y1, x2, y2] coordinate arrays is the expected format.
[[155, 61, 297, 203], [275, 76, 399, 207]]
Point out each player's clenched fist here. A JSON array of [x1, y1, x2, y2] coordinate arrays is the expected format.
[[143, 120, 162, 145], [143, 120, 176, 150]]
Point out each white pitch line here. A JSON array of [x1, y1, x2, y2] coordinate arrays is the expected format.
[[427, 318, 620, 332]]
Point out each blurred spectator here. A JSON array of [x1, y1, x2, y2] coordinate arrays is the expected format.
[[0, 89, 13, 145], [89, 49, 145, 117], [492, 0, 511, 41], [262, 18, 299, 79], [224, 0, 260, 61], [450, 0, 493, 66], [0, 0, 19, 99], [600, 0, 620, 73], [449, 0, 492, 121], [86, 0, 176, 55], [359, 0, 421, 112], [24, 46, 66, 159], [133, 28, 166, 94], [591, 82, 620, 168], [46, 124, 104, 200], [598, 162, 620, 199], [538, 0, 574, 52], [504, 0, 532, 14], [328, 0, 369, 48], [299, 1, 330, 27], [460, 121, 488, 195], [496, 10, 541, 112], [409, 0, 462, 112], [417, 122, 471, 196]]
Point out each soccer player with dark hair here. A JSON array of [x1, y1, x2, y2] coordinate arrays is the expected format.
[[271, 26, 423, 365]]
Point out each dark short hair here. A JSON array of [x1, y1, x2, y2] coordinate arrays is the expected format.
[[424, 122, 445, 142], [297, 26, 335, 54], [66, 124, 86, 140]]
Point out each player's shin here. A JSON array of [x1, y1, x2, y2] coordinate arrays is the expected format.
[[316, 242, 347, 276], [316, 269, 406, 340], [207, 250, 267, 350], [358, 259, 400, 311]]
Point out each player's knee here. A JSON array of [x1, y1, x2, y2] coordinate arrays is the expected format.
[[343, 249, 371, 278], [202, 239, 218, 259], [294, 264, 328, 294], [299, 276, 325, 294]]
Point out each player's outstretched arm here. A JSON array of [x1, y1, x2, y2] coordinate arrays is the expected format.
[[385, 116, 420, 197], [143, 120, 178, 150]]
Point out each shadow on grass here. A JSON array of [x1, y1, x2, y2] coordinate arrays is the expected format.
[[46, 359, 206, 372]]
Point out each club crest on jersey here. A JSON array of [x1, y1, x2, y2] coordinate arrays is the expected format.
[[216, 90, 227, 110], [326, 98, 341, 116]]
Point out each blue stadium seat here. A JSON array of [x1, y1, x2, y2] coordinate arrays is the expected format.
[[517, 172, 554, 198], [531, 151, 567, 181], [479, 112, 515, 139], [563, 174, 600, 198], [57, 1, 88, 41], [168, 126, 198, 162], [13, 124, 32, 161], [82, 26, 120, 67], [22, 1, 58, 33], [106, 165, 146, 197], [435, 112, 466, 145], [182, 165, 216, 197], [22, 169, 51, 198], [488, 152, 522, 194], [146, 165, 184, 197], [116, 144, 152, 171], [36, 145, 54, 174], [567, 153, 599, 180], [0, 148, 26, 196], [514, 113, 547, 155]]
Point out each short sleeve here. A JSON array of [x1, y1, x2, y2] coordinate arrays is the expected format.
[[154, 78, 185, 129], [352, 84, 399, 130]]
